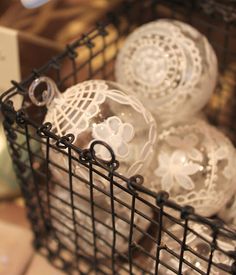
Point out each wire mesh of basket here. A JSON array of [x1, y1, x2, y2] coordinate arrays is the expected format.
[[1, 0, 236, 274]]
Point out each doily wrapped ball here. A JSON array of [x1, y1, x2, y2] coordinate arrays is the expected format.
[[115, 19, 218, 122], [50, 185, 153, 258], [151, 222, 236, 275], [43, 80, 157, 197], [151, 118, 236, 217]]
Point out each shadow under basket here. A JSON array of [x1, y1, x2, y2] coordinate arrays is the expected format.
[[1, 0, 236, 274]]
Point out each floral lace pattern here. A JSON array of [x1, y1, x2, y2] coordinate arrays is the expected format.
[[166, 134, 203, 162], [155, 150, 202, 192], [90, 116, 134, 159], [152, 119, 236, 216]]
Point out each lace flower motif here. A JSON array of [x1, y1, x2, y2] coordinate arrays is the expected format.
[[91, 116, 134, 160], [166, 133, 203, 162], [154, 150, 202, 192]]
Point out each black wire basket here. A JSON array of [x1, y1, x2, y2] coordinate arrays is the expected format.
[[1, 0, 236, 274]]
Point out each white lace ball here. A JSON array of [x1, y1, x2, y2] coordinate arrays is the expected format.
[[152, 118, 236, 217], [51, 185, 153, 258], [115, 19, 218, 121], [152, 222, 235, 275], [44, 80, 157, 197]]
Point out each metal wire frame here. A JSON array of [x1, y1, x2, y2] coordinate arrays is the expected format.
[[1, 0, 236, 274]]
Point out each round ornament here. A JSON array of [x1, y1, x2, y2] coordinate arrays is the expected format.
[[151, 222, 236, 275], [41, 79, 157, 197], [50, 185, 153, 258], [115, 19, 218, 122], [151, 118, 236, 217]]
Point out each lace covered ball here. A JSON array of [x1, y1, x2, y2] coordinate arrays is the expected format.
[[43, 80, 157, 197], [152, 118, 236, 217], [115, 19, 218, 122]]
